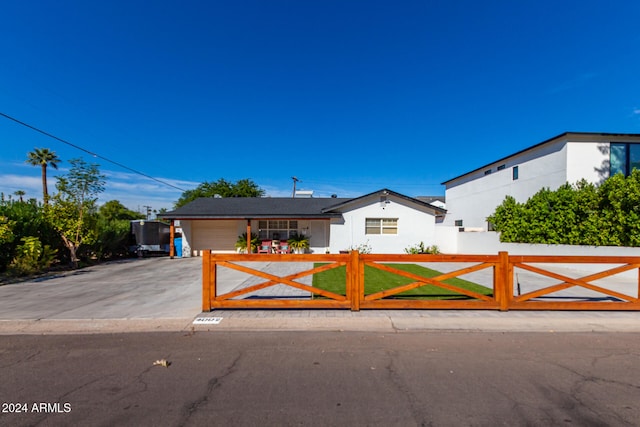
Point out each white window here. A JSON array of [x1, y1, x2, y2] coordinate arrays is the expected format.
[[365, 218, 398, 235]]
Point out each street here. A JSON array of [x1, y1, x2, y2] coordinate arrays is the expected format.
[[1, 331, 639, 426]]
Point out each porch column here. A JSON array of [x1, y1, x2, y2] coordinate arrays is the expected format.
[[169, 220, 175, 259], [246, 219, 252, 253]]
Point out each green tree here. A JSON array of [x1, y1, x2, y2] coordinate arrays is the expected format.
[[487, 195, 525, 242], [99, 200, 144, 222], [88, 200, 144, 260], [175, 178, 264, 208], [26, 148, 61, 204], [0, 215, 15, 246], [14, 190, 26, 202], [598, 170, 640, 246], [488, 173, 640, 247], [0, 198, 60, 272], [47, 158, 106, 268]]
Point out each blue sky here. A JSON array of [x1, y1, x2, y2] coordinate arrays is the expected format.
[[2, 0, 639, 212]]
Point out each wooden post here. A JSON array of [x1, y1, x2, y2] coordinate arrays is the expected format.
[[498, 251, 511, 311], [202, 250, 212, 312], [246, 219, 252, 254], [349, 250, 361, 311], [169, 220, 175, 259]]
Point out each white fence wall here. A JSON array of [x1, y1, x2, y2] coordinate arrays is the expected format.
[[454, 231, 640, 256], [446, 230, 640, 277]]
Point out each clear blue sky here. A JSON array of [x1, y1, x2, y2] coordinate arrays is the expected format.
[[2, 0, 639, 212]]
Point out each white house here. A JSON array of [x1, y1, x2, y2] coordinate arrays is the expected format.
[[162, 189, 445, 255], [441, 132, 640, 231]]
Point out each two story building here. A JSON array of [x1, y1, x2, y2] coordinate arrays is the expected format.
[[441, 132, 640, 231]]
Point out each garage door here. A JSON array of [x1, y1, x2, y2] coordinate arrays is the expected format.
[[192, 220, 238, 252]]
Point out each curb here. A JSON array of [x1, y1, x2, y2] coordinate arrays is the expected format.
[[2, 313, 640, 334]]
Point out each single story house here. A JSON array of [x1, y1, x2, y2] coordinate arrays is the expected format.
[[441, 132, 640, 231], [162, 189, 446, 256]]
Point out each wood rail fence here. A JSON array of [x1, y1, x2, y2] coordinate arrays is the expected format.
[[202, 251, 640, 312]]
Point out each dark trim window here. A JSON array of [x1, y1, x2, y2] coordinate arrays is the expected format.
[[512, 166, 519, 180], [497, 164, 506, 171], [258, 220, 298, 240], [610, 142, 640, 177], [484, 169, 492, 175], [454, 219, 463, 227], [365, 218, 398, 235]]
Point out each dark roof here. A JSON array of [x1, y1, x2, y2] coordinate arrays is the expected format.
[[416, 195, 445, 204], [162, 188, 447, 220], [441, 132, 640, 185], [162, 197, 351, 219], [322, 188, 447, 215]]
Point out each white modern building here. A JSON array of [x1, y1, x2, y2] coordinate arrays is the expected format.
[[441, 132, 640, 231]]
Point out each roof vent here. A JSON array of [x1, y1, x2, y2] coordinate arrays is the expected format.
[[294, 190, 314, 198]]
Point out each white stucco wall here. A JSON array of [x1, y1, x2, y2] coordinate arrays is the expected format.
[[434, 225, 458, 254], [566, 140, 610, 185], [328, 195, 437, 254], [443, 139, 569, 229]]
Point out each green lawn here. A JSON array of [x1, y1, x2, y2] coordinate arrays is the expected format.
[[312, 263, 492, 300]]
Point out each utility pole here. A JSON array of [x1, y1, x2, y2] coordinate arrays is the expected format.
[[143, 205, 152, 220], [291, 176, 300, 198]]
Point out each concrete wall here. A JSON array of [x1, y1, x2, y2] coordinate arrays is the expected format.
[[454, 230, 640, 256], [434, 225, 458, 253], [450, 230, 640, 277]]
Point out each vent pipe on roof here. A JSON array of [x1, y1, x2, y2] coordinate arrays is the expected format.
[[291, 176, 300, 197]]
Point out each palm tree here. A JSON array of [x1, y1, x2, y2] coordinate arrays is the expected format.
[[14, 190, 26, 202], [26, 148, 60, 204]]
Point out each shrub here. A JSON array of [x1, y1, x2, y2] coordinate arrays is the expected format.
[[235, 232, 259, 253], [8, 236, 58, 276], [404, 242, 440, 254], [349, 241, 372, 254]]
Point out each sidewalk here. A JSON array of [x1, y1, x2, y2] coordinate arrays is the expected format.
[[1, 257, 639, 334], [2, 309, 640, 334]]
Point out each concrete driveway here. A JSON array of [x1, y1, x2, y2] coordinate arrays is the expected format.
[[0, 257, 315, 321], [0, 257, 203, 320]]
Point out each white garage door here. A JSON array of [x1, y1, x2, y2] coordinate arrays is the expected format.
[[192, 220, 238, 252]]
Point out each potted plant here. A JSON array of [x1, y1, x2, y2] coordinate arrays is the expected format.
[[288, 233, 310, 254], [235, 232, 259, 253]]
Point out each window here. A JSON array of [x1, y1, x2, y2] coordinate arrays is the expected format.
[[512, 166, 519, 180], [258, 220, 298, 240], [454, 219, 463, 227], [610, 143, 640, 177], [365, 218, 398, 235], [484, 169, 492, 175], [497, 164, 506, 171]]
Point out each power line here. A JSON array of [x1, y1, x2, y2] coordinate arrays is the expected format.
[[1, 112, 188, 192]]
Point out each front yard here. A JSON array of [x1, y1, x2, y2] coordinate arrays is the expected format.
[[312, 263, 492, 300]]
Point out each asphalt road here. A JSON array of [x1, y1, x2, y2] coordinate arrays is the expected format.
[[1, 331, 639, 427]]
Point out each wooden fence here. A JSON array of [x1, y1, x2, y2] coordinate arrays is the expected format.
[[202, 251, 640, 311]]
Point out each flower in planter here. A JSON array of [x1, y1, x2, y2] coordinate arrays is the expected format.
[[288, 233, 310, 254]]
